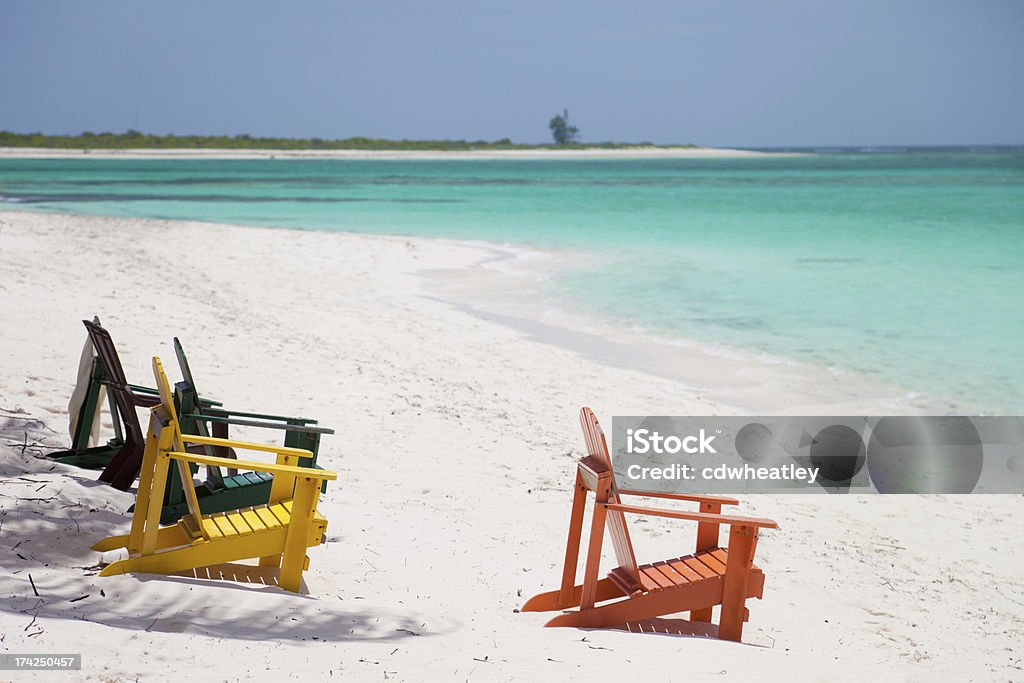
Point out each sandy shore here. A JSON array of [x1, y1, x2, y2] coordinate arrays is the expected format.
[[0, 210, 1021, 681], [0, 146, 791, 160]]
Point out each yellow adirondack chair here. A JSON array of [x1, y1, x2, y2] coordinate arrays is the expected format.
[[93, 357, 337, 593]]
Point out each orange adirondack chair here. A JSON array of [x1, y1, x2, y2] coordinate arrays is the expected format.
[[522, 407, 779, 641]]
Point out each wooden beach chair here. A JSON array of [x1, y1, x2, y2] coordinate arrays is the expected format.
[[45, 318, 174, 470], [156, 337, 334, 524], [84, 320, 166, 490], [80, 320, 220, 492], [521, 408, 778, 641], [93, 357, 337, 593]]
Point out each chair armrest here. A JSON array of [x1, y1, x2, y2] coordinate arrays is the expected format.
[[99, 379, 161, 406], [179, 433, 313, 459], [201, 407, 319, 425], [131, 392, 162, 408], [603, 503, 778, 529], [617, 490, 740, 506], [167, 450, 337, 481], [578, 457, 738, 507], [103, 381, 222, 407], [184, 413, 334, 435]]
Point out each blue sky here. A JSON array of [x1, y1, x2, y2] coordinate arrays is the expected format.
[[2, 1, 1022, 146]]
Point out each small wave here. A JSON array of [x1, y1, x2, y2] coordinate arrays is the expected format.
[[793, 257, 863, 264]]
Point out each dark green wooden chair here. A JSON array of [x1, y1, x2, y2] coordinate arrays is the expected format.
[[155, 338, 334, 523]]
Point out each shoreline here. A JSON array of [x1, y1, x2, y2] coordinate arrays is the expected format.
[[4, 207, 942, 415], [419, 238, 957, 416], [0, 145, 797, 160]]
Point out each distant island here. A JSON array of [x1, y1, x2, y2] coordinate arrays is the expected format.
[[0, 130, 696, 152], [0, 131, 785, 159]]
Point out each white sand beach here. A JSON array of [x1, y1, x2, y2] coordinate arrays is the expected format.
[[0, 146, 791, 160], [0, 210, 1021, 681]]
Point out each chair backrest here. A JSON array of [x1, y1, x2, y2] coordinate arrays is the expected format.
[[125, 356, 205, 550], [580, 407, 640, 580], [173, 337, 198, 396], [152, 356, 181, 431], [151, 356, 203, 522], [83, 320, 143, 447], [171, 336, 224, 478]]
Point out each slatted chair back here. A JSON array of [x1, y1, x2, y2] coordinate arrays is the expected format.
[[579, 407, 640, 581], [173, 337, 198, 391], [172, 336, 232, 486], [85, 320, 146, 488], [151, 357, 205, 525]]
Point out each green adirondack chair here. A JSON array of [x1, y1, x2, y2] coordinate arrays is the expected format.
[[155, 338, 334, 524]]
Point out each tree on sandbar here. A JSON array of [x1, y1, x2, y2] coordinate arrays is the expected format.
[[549, 109, 580, 145]]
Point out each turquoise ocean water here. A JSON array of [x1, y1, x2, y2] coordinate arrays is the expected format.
[[2, 150, 1021, 412]]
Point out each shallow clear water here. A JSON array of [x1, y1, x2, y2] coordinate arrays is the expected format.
[[2, 151, 1021, 412]]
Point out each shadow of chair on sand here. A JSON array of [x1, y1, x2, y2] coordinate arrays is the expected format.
[[606, 617, 774, 648], [615, 617, 719, 638]]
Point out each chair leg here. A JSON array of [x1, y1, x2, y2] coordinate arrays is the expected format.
[[258, 554, 282, 568], [579, 494, 610, 610], [94, 534, 132, 553], [557, 473, 588, 608], [691, 501, 722, 623], [522, 578, 626, 612], [278, 477, 317, 593], [106, 442, 144, 491], [690, 608, 714, 623], [98, 442, 131, 484], [278, 557, 304, 593], [99, 532, 280, 578], [547, 578, 723, 629], [94, 524, 188, 553], [719, 525, 756, 641]]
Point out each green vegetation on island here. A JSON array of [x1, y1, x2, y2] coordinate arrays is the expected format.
[[0, 130, 696, 152]]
